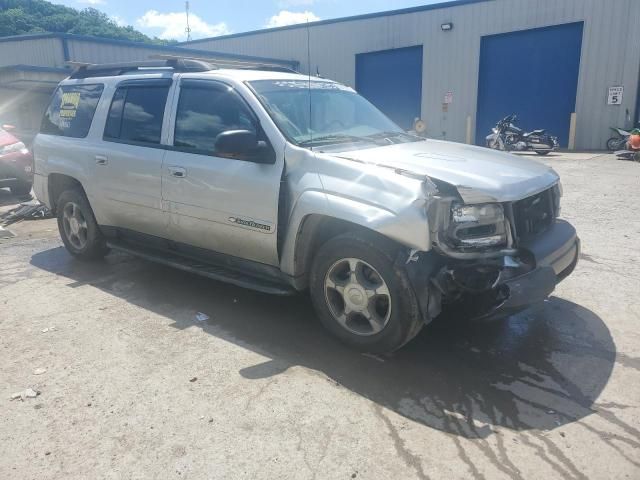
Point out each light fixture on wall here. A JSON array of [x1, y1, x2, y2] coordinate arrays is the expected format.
[[441, 22, 453, 31]]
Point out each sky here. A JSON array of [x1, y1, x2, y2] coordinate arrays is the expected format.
[[51, 0, 446, 41]]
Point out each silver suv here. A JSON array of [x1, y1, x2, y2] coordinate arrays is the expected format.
[[33, 59, 579, 353]]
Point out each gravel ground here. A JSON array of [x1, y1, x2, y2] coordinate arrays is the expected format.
[[1, 152, 639, 479]]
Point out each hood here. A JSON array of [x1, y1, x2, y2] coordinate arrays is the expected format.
[[329, 139, 559, 203]]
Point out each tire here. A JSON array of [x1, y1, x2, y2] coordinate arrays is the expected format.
[[486, 139, 501, 150], [56, 188, 109, 261], [309, 231, 424, 353], [606, 137, 622, 151], [535, 150, 551, 155], [9, 181, 32, 197]]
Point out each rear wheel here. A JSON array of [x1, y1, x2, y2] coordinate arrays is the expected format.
[[56, 189, 109, 261], [9, 181, 32, 197], [535, 150, 551, 155], [309, 231, 423, 353]]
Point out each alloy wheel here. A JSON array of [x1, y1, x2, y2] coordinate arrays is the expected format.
[[62, 202, 89, 250], [324, 257, 392, 336]]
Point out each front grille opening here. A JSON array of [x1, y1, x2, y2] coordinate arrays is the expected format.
[[513, 188, 554, 240]]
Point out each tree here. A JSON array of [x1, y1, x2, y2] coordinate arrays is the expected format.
[[0, 0, 175, 44]]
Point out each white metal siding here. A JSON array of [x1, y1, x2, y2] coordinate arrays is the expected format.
[[185, 0, 640, 150], [0, 38, 65, 67]]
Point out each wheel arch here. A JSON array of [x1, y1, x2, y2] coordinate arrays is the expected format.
[[48, 173, 85, 214], [280, 190, 428, 289]]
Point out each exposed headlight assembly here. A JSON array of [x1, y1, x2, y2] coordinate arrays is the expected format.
[[449, 203, 507, 248]]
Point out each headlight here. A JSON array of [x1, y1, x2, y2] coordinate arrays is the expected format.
[[449, 203, 507, 248], [0, 141, 28, 156]]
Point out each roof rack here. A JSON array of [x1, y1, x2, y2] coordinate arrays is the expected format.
[[151, 54, 298, 73], [67, 58, 213, 79]]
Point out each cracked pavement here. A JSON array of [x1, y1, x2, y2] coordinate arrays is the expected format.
[[1, 152, 639, 479]]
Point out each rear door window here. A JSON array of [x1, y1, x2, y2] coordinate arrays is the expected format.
[[40, 84, 104, 138], [104, 81, 171, 145]]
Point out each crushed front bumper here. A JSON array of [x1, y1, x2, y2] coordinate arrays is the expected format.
[[491, 220, 579, 316], [407, 219, 580, 322]]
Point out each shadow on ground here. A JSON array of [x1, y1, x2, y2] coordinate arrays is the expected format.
[[31, 246, 617, 440]]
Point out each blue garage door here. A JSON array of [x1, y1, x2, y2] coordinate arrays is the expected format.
[[356, 46, 423, 130], [476, 22, 583, 147]]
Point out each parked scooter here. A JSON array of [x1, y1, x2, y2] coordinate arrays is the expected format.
[[606, 127, 630, 151], [486, 114, 558, 155]]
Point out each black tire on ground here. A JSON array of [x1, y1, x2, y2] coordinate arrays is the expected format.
[[606, 137, 622, 151], [9, 181, 32, 196], [309, 230, 424, 353], [56, 188, 109, 261], [535, 150, 551, 155]]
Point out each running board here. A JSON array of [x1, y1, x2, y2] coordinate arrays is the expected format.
[[107, 240, 296, 296]]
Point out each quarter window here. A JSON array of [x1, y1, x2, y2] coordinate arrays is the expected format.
[[40, 84, 104, 138], [174, 82, 256, 155], [104, 84, 170, 145]]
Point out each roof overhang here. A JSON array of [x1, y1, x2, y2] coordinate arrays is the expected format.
[[0, 65, 69, 92]]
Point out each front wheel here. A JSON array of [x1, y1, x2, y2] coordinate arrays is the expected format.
[[486, 139, 501, 150], [56, 188, 109, 261], [606, 137, 623, 151], [309, 231, 424, 353]]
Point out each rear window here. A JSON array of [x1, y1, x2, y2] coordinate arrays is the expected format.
[[40, 84, 104, 138], [104, 84, 170, 145]]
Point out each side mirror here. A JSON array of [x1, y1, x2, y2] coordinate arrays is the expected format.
[[214, 129, 275, 164]]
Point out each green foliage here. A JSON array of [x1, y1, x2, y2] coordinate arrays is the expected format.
[[0, 0, 175, 44]]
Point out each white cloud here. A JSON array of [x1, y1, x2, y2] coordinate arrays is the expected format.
[[110, 15, 126, 27], [265, 10, 320, 28], [137, 10, 230, 40], [77, 0, 105, 5], [278, 0, 315, 7]]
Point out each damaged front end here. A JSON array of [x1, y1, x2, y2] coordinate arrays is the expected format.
[[407, 180, 579, 323]]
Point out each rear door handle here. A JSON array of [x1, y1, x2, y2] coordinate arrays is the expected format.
[[168, 166, 187, 178], [95, 155, 108, 166]]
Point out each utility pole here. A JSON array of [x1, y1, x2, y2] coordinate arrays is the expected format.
[[185, 1, 192, 41]]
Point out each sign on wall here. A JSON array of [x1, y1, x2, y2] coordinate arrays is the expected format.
[[444, 91, 453, 104], [607, 86, 623, 105]]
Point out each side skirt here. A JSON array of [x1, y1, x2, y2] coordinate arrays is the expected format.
[[102, 227, 297, 296]]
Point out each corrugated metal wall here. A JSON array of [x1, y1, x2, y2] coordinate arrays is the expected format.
[[0, 37, 65, 67], [184, 0, 640, 150]]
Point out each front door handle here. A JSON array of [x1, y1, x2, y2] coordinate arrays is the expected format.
[[95, 155, 108, 166], [168, 166, 187, 178]]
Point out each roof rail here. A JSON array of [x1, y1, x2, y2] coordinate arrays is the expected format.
[[67, 58, 213, 79], [151, 54, 299, 73]]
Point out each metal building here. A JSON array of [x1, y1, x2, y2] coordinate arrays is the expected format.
[[0, 33, 297, 143], [180, 0, 640, 150]]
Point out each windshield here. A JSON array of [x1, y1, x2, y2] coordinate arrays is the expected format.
[[248, 79, 419, 148]]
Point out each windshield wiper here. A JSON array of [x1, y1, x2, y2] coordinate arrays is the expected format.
[[298, 134, 376, 147]]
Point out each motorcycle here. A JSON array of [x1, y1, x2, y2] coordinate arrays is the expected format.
[[606, 127, 630, 151], [486, 114, 558, 155]]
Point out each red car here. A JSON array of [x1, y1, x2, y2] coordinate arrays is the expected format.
[[0, 125, 33, 196]]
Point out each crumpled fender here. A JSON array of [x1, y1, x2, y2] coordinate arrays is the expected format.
[[279, 189, 431, 276]]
